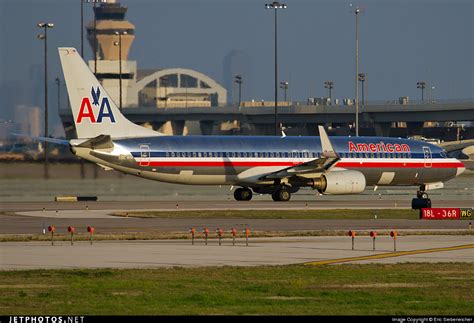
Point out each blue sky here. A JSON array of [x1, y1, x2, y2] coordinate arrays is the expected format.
[[0, 0, 472, 122]]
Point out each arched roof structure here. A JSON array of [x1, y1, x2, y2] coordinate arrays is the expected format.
[[132, 68, 227, 106]]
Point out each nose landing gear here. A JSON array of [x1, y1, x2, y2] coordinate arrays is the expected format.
[[412, 185, 431, 210]]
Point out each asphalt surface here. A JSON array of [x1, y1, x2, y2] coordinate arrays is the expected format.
[[0, 206, 472, 235], [1, 199, 473, 212], [1, 236, 473, 269]]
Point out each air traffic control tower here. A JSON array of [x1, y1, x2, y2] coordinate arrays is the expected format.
[[86, 0, 137, 108]]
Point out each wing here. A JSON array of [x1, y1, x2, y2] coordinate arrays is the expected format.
[[11, 133, 70, 146], [260, 126, 339, 180]]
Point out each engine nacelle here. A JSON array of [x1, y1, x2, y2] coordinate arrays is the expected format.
[[312, 170, 366, 195]]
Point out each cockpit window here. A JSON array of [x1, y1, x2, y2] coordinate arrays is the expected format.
[[440, 151, 447, 158]]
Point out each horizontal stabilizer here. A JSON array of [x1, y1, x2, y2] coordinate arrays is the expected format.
[[74, 134, 114, 150]]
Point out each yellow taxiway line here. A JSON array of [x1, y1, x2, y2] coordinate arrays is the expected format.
[[305, 244, 474, 266]]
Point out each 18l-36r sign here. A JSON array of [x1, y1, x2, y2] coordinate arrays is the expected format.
[[421, 208, 472, 220]]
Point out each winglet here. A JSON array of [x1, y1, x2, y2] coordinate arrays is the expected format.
[[318, 126, 338, 158]]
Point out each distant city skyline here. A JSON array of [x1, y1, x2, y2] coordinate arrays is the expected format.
[[0, 0, 472, 132], [223, 49, 253, 104]]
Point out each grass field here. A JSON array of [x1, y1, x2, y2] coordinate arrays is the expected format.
[[113, 208, 421, 219], [1, 263, 473, 315]]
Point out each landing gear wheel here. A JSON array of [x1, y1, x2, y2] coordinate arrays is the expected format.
[[234, 187, 253, 201], [272, 188, 291, 202], [414, 186, 430, 209], [412, 198, 431, 209]]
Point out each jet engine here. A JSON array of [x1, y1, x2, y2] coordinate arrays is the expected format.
[[310, 170, 366, 195]]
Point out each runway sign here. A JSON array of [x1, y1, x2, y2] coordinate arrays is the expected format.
[[421, 208, 472, 220]]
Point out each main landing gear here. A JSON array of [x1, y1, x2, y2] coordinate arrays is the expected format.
[[271, 187, 291, 202], [411, 185, 431, 209], [233, 186, 293, 202], [234, 187, 253, 201]]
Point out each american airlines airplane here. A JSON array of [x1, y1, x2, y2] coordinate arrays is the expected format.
[[37, 48, 467, 207]]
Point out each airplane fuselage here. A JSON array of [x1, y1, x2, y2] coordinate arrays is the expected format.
[[74, 135, 464, 188]]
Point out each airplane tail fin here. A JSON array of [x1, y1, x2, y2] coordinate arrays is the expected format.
[[58, 47, 162, 139]]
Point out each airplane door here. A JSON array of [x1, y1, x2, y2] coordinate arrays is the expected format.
[[139, 144, 150, 167], [423, 146, 432, 168]]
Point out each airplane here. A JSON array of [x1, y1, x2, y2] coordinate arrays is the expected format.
[[32, 47, 467, 207]]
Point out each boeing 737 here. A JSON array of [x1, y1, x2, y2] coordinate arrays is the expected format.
[[31, 47, 467, 207]]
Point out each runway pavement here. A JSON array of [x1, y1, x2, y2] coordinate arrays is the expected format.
[[1, 235, 473, 270], [0, 212, 472, 235], [1, 199, 473, 212]]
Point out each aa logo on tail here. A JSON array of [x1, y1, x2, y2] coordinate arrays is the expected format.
[[76, 87, 116, 123]]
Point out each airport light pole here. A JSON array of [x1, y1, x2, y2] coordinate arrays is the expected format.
[[55, 77, 61, 113], [324, 81, 334, 100], [280, 81, 288, 102], [417, 81, 426, 101], [37, 22, 54, 180], [85, 0, 101, 76], [265, 1, 287, 136], [353, 6, 361, 136], [234, 75, 242, 107], [114, 31, 127, 112], [161, 76, 169, 108], [358, 73, 366, 106], [80, 0, 84, 57]]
